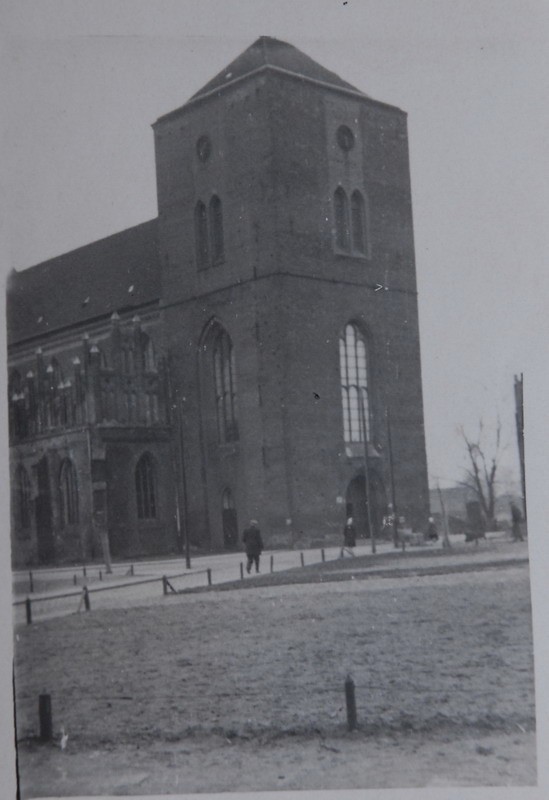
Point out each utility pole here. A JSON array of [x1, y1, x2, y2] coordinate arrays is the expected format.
[[514, 373, 527, 523], [359, 389, 376, 554]]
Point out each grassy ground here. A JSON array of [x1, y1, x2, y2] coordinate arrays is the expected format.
[[14, 550, 536, 794]]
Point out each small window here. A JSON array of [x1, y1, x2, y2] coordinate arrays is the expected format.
[[351, 190, 366, 254], [16, 466, 32, 529], [135, 453, 157, 519]]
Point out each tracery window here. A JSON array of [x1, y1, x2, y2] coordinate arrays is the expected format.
[[339, 323, 370, 443], [59, 459, 79, 527], [213, 329, 238, 443], [135, 453, 157, 519], [334, 187, 369, 256]]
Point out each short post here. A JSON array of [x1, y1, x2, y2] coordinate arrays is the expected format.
[[321, 548, 325, 563], [130, 564, 135, 576], [73, 574, 77, 586], [270, 554, 274, 573], [345, 675, 357, 731], [39, 693, 53, 741], [162, 576, 168, 596], [83, 566, 87, 578], [240, 562, 244, 580], [25, 597, 32, 625], [83, 586, 90, 611], [99, 570, 103, 581], [300, 552, 305, 568], [207, 568, 212, 586], [29, 571, 34, 593]]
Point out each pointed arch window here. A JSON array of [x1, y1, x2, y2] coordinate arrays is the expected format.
[[339, 323, 370, 443], [16, 465, 32, 530], [213, 329, 238, 443], [334, 187, 350, 250], [135, 453, 157, 519], [195, 201, 210, 269], [59, 459, 79, 527]]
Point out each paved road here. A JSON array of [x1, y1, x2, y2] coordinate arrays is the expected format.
[[12, 533, 523, 625]]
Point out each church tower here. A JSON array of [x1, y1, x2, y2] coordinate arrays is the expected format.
[[154, 36, 429, 547]]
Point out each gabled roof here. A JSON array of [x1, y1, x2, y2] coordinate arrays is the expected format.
[[6, 219, 161, 347], [157, 36, 367, 121]]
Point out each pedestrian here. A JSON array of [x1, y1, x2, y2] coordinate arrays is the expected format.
[[340, 517, 356, 557], [510, 503, 524, 541], [426, 517, 439, 542], [242, 519, 263, 573]]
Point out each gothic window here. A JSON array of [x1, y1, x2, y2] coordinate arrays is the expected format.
[[339, 323, 370, 443], [59, 459, 79, 527], [334, 187, 350, 250], [209, 195, 224, 263], [16, 465, 32, 530], [213, 329, 238, 443], [351, 190, 367, 254], [135, 453, 157, 519], [195, 201, 210, 269], [143, 338, 156, 372]]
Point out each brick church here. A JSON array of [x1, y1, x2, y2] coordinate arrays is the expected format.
[[6, 37, 430, 566]]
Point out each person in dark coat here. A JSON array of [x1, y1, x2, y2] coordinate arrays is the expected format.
[[340, 517, 356, 557], [426, 517, 439, 542], [242, 519, 263, 573], [510, 503, 524, 541]]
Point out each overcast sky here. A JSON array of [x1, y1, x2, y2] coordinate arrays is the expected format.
[[2, 0, 549, 491]]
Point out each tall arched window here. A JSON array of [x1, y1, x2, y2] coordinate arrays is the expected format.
[[16, 465, 32, 530], [209, 195, 224, 263], [334, 187, 350, 250], [213, 329, 238, 442], [351, 190, 367, 254], [195, 201, 210, 269], [339, 323, 370, 443], [59, 459, 79, 527], [135, 453, 157, 519]]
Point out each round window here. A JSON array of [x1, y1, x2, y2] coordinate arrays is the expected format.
[[336, 125, 355, 152], [196, 135, 212, 162]]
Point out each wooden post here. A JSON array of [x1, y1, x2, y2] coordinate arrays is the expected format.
[[83, 566, 87, 578], [25, 597, 32, 625], [39, 694, 53, 740], [207, 568, 212, 586], [130, 564, 135, 577], [83, 587, 90, 611], [73, 574, 77, 586], [321, 548, 325, 563], [270, 554, 274, 573], [29, 571, 34, 593], [162, 576, 168, 595], [300, 552, 305, 567], [240, 562, 244, 580], [345, 675, 357, 731], [99, 570, 103, 581]]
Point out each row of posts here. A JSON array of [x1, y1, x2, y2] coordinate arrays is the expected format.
[[35, 676, 359, 744]]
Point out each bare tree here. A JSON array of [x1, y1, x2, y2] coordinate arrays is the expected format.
[[458, 419, 502, 530]]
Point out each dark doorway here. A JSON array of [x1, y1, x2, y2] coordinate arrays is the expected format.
[[345, 473, 387, 539], [222, 489, 238, 549], [34, 457, 55, 563]]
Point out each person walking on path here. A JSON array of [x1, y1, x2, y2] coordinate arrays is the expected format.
[[510, 502, 524, 541], [426, 517, 439, 542], [340, 517, 356, 557], [242, 519, 263, 573]]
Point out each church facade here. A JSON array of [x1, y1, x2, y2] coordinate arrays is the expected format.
[[7, 37, 430, 566]]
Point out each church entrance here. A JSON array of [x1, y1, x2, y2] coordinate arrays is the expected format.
[[222, 489, 238, 549], [345, 473, 387, 540]]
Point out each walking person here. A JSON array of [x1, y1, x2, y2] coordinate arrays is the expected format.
[[426, 517, 439, 542], [242, 519, 263, 573], [340, 517, 356, 557], [510, 502, 524, 541]]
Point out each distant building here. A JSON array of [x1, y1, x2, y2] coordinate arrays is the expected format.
[[7, 37, 430, 566]]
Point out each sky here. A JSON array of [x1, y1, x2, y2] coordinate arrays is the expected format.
[[2, 0, 549, 493]]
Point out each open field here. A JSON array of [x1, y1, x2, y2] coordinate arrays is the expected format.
[[14, 542, 536, 794]]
